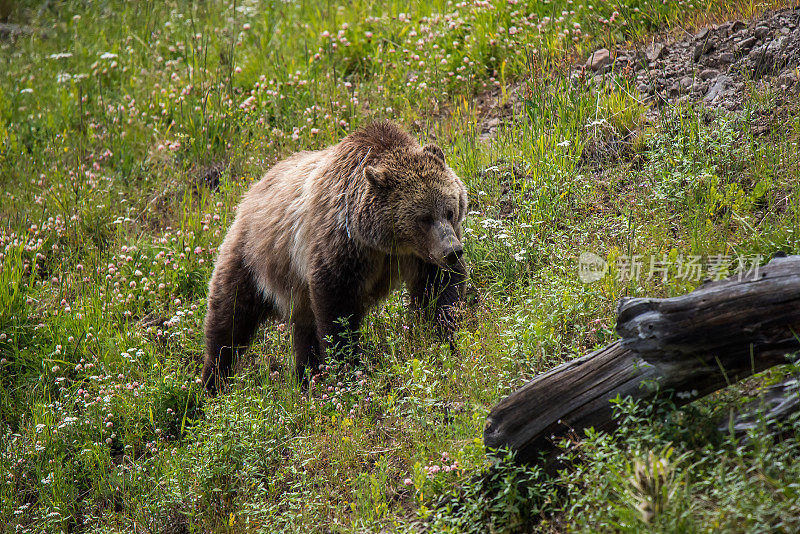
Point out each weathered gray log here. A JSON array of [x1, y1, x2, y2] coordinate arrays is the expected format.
[[484, 255, 800, 473], [718, 375, 800, 438]]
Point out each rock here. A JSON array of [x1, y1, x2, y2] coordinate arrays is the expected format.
[[693, 41, 715, 61], [766, 36, 786, 54], [704, 74, 731, 103], [755, 26, 770, 39], [748, 44, 766, 61], [637, 82, 652, 94], [700, 69, 719, 81], [695, 28, 710, 41], [646, 43, 666, 61], [719, 52, 735, 64], [737, 36, 758, 52], [680, 76, 693, 89], [777, 71, 798, 86], [730, 20, 747, 33], [586, 48, 612, 71], [0, 23, 34, 40]]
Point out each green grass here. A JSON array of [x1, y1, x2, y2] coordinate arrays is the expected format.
[[2, 0, 800, 532]]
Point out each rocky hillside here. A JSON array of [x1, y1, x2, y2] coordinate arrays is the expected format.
[[592, 6, 800, 110]]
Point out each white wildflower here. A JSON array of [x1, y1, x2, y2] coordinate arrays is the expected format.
[[587, 119, 608, 128], [480, 218, 503, 229]]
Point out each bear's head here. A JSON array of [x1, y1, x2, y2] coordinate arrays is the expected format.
[[363, 144, 468, 268]]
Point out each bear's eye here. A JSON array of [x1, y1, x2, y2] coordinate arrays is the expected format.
[[420, 215, 434, 226], [446, 209, 455, 222]]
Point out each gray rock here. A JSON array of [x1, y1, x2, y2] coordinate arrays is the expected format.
[[704, 74, 731, 103], [680, 76, 693, 89], [646, 43, 666, 61], [0, 23, 35, 39], [755, 26, 770, 39], [766, 36, 786, 54], [700, 68, 719, 80], [637, 82, 652, 94], [730, 20, 746, 33], [719, 52, 735, 64], [737, 36, 758, 51], [692, 41, 714, 62], [777, 71, 798, 88], [586, 48, 612, 71], [695, 28, 710, 41], [748, 45, 765, 61]]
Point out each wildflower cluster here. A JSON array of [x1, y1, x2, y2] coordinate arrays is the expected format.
[[308, 364, 375, 419]]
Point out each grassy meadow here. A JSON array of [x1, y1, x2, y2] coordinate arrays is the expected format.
[[1, 0, 800, 532]]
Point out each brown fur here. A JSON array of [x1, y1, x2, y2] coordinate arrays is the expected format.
[[201, 121, 468, 393]]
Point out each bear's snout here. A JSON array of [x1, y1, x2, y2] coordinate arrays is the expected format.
[[427, 219, 463, 267], [444, 245, 464, 266]]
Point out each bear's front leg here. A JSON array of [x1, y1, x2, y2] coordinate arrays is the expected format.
[[404, 258, 467, 348], [202, 255, 270, 394], [309, 262, 365, 366], [291, 314, 321, 384]]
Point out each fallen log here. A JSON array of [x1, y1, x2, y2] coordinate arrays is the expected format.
[[718, 374, 800, 438], [483, 254, 800, 473]]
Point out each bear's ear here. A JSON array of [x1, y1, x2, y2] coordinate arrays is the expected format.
[[364, 166, 389, 189], [422, 143, 446, 163]]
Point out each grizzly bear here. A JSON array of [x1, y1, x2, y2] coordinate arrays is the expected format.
[[201, 121, 468, 393]]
